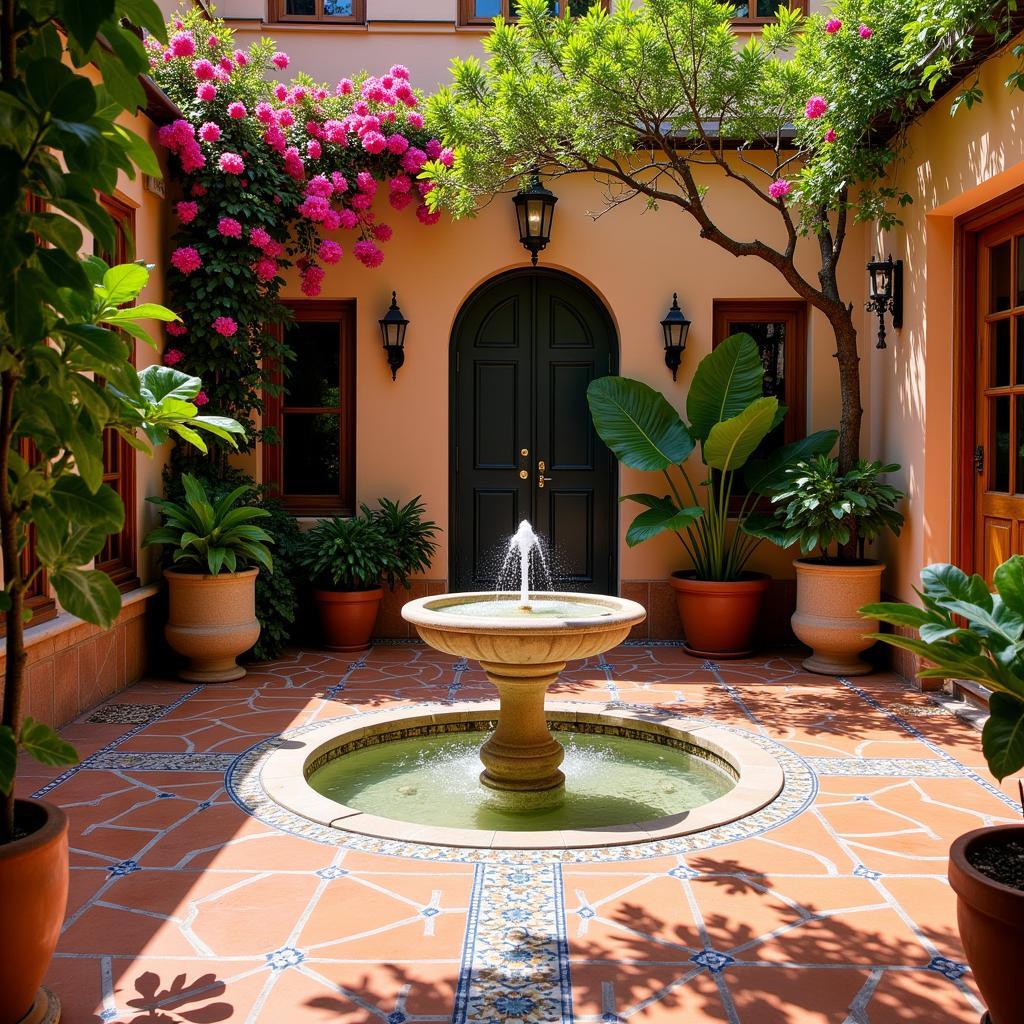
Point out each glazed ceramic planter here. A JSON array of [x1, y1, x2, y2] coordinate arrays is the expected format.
[[0, 799, 68, 1024], [669, 572, 771, 658], [313, 587, 384, 653], [791, 559, 884, 676], [164, 568, 260, 682], [948, 824, 1024, 1024]]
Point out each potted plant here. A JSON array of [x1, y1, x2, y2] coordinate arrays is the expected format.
[[759, 455, 904, 675], [365, 495, 441, 591], [865, 560, 1024, 1024], [587, 333, 836, 657], [145, 475, 274, 682]]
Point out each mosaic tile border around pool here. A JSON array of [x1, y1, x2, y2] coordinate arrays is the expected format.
[[225, 700, 817, 865]]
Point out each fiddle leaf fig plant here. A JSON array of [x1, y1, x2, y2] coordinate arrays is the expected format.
[[587, 333, 837, 581], [864, 559, 1024, 780]]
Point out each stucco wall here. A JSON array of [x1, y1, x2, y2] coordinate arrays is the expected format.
[[871, 42, 1024, 602]]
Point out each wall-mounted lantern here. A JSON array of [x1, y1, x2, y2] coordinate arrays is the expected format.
[[661, 293, 691, 382], [866, 254, 903, 350], [513, 174, 557, 266], [379, 291, 408, 381]]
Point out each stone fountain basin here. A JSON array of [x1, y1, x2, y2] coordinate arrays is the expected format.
[[401, 591, 647, 664]]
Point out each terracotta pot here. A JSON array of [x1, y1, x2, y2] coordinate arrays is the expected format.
[[668, 572, 771, 658], [0, 800, 68, 1024], [164, 568, 260, 683], [948, 824, 1024, 1024], [312, 587, 384, 653], [791, 559, 884, 676]]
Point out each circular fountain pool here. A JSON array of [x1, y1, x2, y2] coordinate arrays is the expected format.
[[260, 703, 785, 849]]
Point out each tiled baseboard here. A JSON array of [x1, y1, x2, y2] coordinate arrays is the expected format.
[[0, 586, 158, 730]]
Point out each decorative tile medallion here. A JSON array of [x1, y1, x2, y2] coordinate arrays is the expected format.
[[225, 700, 816, 865]]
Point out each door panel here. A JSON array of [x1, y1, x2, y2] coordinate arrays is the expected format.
[[975, 212, 1024, 583], [452, 270, 617, 593]]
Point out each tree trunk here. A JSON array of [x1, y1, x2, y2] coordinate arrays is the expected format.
[[830, 307, 863, 476]]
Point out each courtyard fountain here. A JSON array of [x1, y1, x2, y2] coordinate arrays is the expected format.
[[262, 520, 784, 848]]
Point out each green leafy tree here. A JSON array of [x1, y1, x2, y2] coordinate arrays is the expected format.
[[0, 0, 243, 843], [425, 0, 986, 495], [865, 559, 1024, 780]]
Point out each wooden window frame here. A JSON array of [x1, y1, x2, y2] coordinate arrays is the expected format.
[[263, 300, 356, 516], [269, 0, 366, 24], [732, 0, 807, 27], [459, 0, 609, 27], [713, 299, 808, 513], [95, 193, 140, 592]]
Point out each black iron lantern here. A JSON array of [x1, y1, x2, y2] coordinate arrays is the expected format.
[[512, 174, 557, 265], [661, 293, 691, 381], [379, 291, 408, 381], [865, 254, 903, 350]]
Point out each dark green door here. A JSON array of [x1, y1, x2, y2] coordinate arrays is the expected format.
[[451, 269, 618, 593]]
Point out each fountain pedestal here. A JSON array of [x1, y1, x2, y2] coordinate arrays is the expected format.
[[478, 660, 566, 803]]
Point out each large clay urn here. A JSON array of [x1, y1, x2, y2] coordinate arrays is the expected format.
[[948, 824, 1024, 1024], [669, 572, 771, 658], [0, 799, 68, 1024], [791, 559, 884, 676], [312, 587, 384, 653], [164, 568, 260, 682]]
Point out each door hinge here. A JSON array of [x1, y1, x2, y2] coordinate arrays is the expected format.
[[974, 445, 985, 475]]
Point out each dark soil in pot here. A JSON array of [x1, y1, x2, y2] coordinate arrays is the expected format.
[[968, 839, 1024, 892]]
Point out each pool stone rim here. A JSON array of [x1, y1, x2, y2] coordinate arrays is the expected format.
[[259, 701, 785, 851]]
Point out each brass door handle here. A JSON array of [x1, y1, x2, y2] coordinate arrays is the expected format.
[[538, 460, 553, 488]]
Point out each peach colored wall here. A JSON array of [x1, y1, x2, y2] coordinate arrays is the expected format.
[[870, 40, 1024, 602], [263, 156, 862, 586]]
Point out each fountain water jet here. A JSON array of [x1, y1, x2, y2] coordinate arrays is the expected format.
[[402, 521, 646, 807]]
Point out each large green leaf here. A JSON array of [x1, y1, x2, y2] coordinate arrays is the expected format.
[[136, 365, 201, 404], [686, 333, 764, 442], [56, 0, 116, 49], [52, 568, 121, 627], [703, 397, 779, 472], [100, 263, 148, 307], [921, 563, 992, 610], [50, 476, 124, 528], [994, 556, 1024, 617], [19, 717, 80, 770], [744, 429, 839, 495], [982, 692, 1024, 780], [586, 376, 693, 471], [622, 494, 703, 546]]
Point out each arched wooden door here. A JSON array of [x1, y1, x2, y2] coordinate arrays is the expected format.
[[450, 269, 618, 593]]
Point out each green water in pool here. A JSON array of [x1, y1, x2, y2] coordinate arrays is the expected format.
[[308, 730, 735, 831]]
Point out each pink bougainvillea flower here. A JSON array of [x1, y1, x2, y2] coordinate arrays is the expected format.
[[169, 31, 195, 57], [301, 265, 325, 296], [319, 240, 343, 264], [249, 227, 272, 250], [406, 111, 424, 129], [353, 240, 384, 268], [336, 78, 354, 95], [768, 179, 793, 200], [171, 246, 202, 274], [373, 223, 393, 242], [361, 131, 387, 155], [212, 316, 238, 337], [336, 209, 359, 230], [805, 96, 828, 120], [394, 83, 416, 107], [233, 49, 248, 67], [217, 217, 242, 238], [276, 108, 295, 128], [199, 121, 221, 142], [227, 101, 247, 119], [307, 174, 333, 197], [858, 24, 873, 38], [219, 56, 234, 74], [386, 133, 410, 155], [253, 256, 278, 281], [322, 209, 341, 231], [196, 82, 217, 101], [194, 391, 209, 407], [416, 204, 441, 226], [356, 171, 377, 194], [273, 82, 288, 102], [350, 193, 372, 211], [163, 347, 184, 366], [271, 51, 290, 70], [283, 147, 305, 180], [175, 200, 198, 224], [219, 152, 245, 174], [179, 142, 206, 172], [439, 147, 455, 168], [207, 34, 218, 47], [389, 190, 414, 211], [390, 64, 410, 81], [192, 58, 215, 81], [401, 147, 427, 174], [426, 139, 442, 160], [824, 128, 837, 143], [166, 321, 187, 337], [307, 139, 322, 159], [825, 18, 842, 33], [255, 101, 274, 124], [389, 174, 412, 195]]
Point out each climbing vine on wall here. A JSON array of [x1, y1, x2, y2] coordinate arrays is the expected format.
[[151, 6, 448, 459]]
